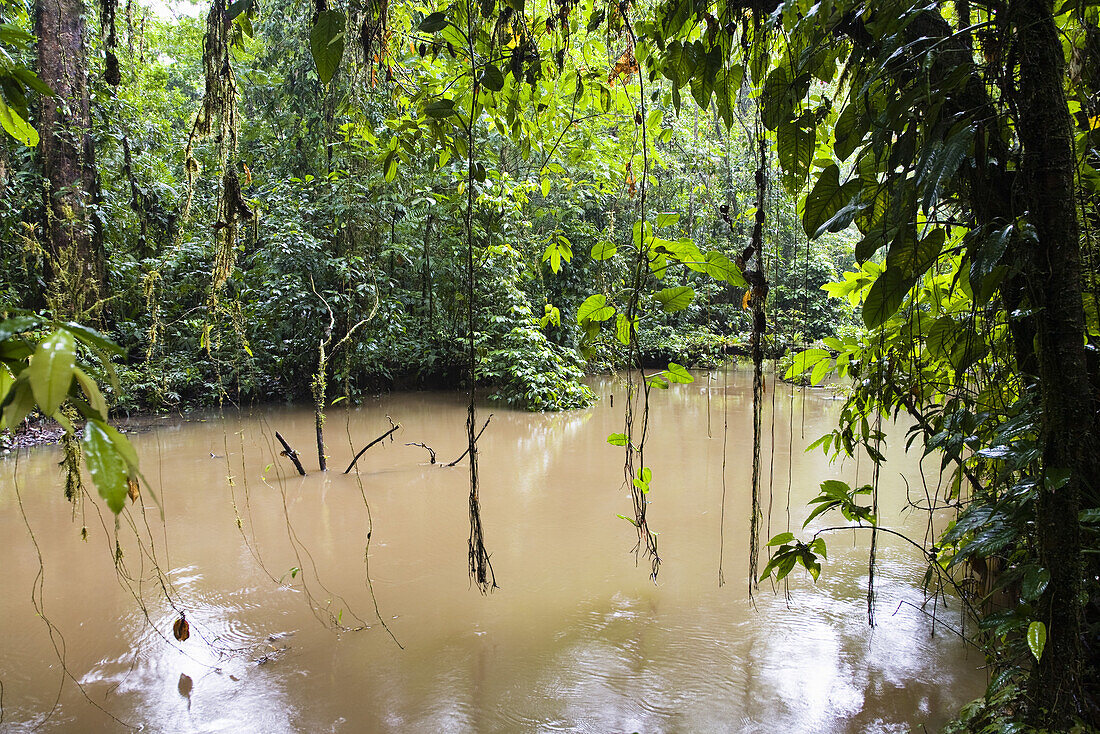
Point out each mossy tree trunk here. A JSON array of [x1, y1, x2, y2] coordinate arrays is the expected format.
[[35, 0, 104, 319]]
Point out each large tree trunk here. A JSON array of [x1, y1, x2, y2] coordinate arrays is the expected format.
[[1013, 0, 1096, 724], [36, 0, 104, 319]]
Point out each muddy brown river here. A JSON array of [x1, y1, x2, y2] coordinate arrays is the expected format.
[[0, 369, 984, 732]]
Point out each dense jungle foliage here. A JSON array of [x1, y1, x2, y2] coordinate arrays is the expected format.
[[3, 0, 1100, 727]]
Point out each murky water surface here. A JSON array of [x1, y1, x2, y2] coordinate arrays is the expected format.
[[0, 370, 984, 732]]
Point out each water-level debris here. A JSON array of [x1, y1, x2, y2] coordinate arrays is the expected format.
[[172, 614, 190, 642], [343, 417, 400, 474], [274, 432, 306, 476], [446, 414, 492, 467], [405, 442, 436, 464]]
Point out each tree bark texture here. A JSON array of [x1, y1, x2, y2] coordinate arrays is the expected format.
[[1013, 0, 1095, 723], [35, 0, 104, 318]]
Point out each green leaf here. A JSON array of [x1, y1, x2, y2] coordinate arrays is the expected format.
[[607, 432, 629, 446], [1022, 567, 1051, 601], [665, 362, 693, 383], [1, 375, 34, 430], [802, 165, 861, 239], [480, 63, 505, 91], [541, 177, 551, 198], [767, 532, 795, 546], [590, 241, 617, 261], [72, 366, 107, 421], [784, 348, 830, 379], [655, 286, 694, 312], [615, 313, 632, 346], [424, 99, 456, 118], [577, 294, 615, 323], [777, 115, 815, 192], [0, 96, 39, 147], [655, 211, 680, 228], [862, 265, 915, 329], [310, 10, 346, 85], [0, 363, 12, 406], [83, 420, 131, 514], [703, 251, 747, 286], [419, 11, 449, 32], [1027, 621, 1047, 662], [28, 329, 75, 417]]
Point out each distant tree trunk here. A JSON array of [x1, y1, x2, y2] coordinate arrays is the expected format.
[[36, 0, 104, 319], [1013, 0, 1096, 724]]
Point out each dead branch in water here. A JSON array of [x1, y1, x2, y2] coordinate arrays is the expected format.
[[405, 442, 436, 464], [274, 432, 306, 476], [446, 414, 492, 467], [343, 418, 399, 474]]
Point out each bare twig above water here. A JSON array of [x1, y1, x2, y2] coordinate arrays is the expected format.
[[343, 417, 400, 474], [405, 442, 437, 464], [446, 414, 492, 467]]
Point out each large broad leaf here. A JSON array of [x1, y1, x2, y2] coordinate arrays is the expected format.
[[0, 96, 39, 147], [83, 420, 131, 514], [862, 265, 915, 329], [480, 63, 505, 92], [784, 348, 830, 380], [803, 165, 861, 239], [885, 227, 943, 280], [29, 329, 75, 417], [655, 286, 694, 312], [0, 314, 42, 341], [833, 98, 868, 162], [577, 294, 615, 323], [665, 362, 693, 383], [310, 10, 346, 84], [777, 114, 815, 192], [419, 11, 449, 32], [704, 251, 748, 287], [590, 241, 617, 261]]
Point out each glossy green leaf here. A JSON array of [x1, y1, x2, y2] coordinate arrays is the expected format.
[[28, 330, 75, 417], [310, 10, 346, 85], [1027, 621, 1047, 662], [72, 366, 108, 420], [83, 420, 130, 514]]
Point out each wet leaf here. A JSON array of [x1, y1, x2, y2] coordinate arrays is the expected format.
[[29, 329, 76, 417], [1027, 621, 1046, 662], [82, 419, 130, 514], [173, 615, 190, 642]]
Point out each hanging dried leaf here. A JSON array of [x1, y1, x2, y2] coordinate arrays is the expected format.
[[173, 615, 190, 642], [742, 290, 752, 309], [608, 45, 638, 84], [127, 476, 140, 502]]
